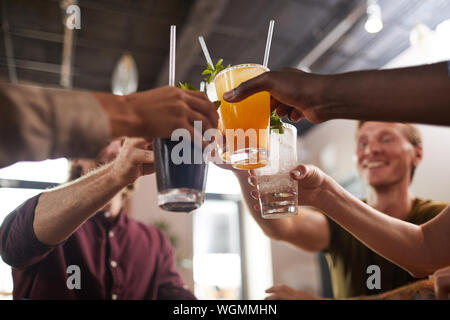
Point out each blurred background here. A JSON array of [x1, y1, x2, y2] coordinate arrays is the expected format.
[[1, 0, 450, 300]]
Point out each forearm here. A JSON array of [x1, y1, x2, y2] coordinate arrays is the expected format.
[[33, 163, 124, 245], [93, 92, 142, 139], [321, 62, 450, 125], [356, 279, 435, 300], [234, 172, 328, 251], [0, 83, 110, 168], [234, 172, 288, 240], [318, 179, 431, 277]]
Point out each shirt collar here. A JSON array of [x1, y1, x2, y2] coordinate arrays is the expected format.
[[94, 208, 128, 228]]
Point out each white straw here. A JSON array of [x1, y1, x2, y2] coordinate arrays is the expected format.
[[199, 81, 205, 92], [198, 36, 214, 70], [169, 25, 176, 87], [263, 20, 275, 68]]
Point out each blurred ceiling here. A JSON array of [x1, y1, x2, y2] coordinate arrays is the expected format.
[[1, 0, 449, 134]]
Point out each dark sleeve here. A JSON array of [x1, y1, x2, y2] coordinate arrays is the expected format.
[[426, 201, 449, 217], [0, 193, 59, 269], [155, 229, 196, 300], [410, 199, 450, 224], [323, 216, 341, 256], [323, 214, 354, 258], [0, 82, 110, 168]]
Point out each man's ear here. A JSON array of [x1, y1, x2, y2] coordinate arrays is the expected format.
[[71, 159, 82, 167], [68, 159, 84, 182], [413, 145, 423, 167]]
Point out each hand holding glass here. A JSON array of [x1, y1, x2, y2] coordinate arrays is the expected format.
[[253, 123, 298, 218]]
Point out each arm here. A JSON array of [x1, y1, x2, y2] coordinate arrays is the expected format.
[[0, 156, 130, 268], [356, 279, 435, 300], [0, 194, 50, 268], [33, 138, 154, 246], [233, 170, 329, 252], [93, 86, 218, 141], [433, 266, 450, 300], [265, 284, 322, 300], [223, 62, 450, 126], [264, 280, 435, 300], [32, 162, 122, 246], [291, 164, 450, 278], [0, 138, 153, 269], [323, 62, 450, 125], [0, 82, 218, 168], [0, 82, 109, 168]]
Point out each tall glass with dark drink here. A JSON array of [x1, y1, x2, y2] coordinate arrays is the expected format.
[[154, 138, 208, 212]]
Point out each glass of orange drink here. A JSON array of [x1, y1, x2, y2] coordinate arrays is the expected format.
[[214, 63, 270, 170]]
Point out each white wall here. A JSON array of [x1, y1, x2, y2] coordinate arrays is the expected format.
[[410, 124, 450, 202], [300, 120, 359, 182], [270, 240, 322, 296], [241, 206, 274, 300]]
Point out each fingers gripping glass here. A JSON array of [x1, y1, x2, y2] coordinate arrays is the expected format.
[[214, 64, 271, 170], [254, 123, 298, 219], [154, 139, 208, 212]]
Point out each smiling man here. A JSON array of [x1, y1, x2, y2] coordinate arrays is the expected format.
[[321, 121, 447, 298], [356, 122, 422, 202], [229, 121, 448, 299]]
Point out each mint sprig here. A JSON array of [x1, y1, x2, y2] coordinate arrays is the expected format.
[[270, 111, 284, 134], [202, 59, 231, 84], [178, 81, 220, 109], [177, 82, 198, 91], [201, 58, 230, 109]]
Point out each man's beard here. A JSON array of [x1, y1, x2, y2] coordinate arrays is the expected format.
[[68, 163, 83, 182]]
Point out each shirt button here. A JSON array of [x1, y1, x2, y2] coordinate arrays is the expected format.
[[110, 260, 118, 268], [109, 231, 114, 238], [112, 294, 118, 300], [104, 211, 111, 218]]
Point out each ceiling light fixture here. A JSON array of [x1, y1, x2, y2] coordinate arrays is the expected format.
[[365, 0, 383, 34], [111, 51, 138, 95]]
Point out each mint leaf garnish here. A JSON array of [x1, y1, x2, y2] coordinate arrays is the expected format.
[[177, 82, 198, 91], [270, 111, 284, 134], [202, 59, 231, 84], [213, 100, 221, 109]]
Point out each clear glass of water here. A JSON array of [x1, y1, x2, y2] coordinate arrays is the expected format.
[[254, 123, 298, 219]]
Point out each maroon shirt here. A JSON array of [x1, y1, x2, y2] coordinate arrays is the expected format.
[[0, 194, 196, 300]]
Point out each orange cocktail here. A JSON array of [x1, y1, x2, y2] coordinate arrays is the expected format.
[[214, 64, 270, 169]]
